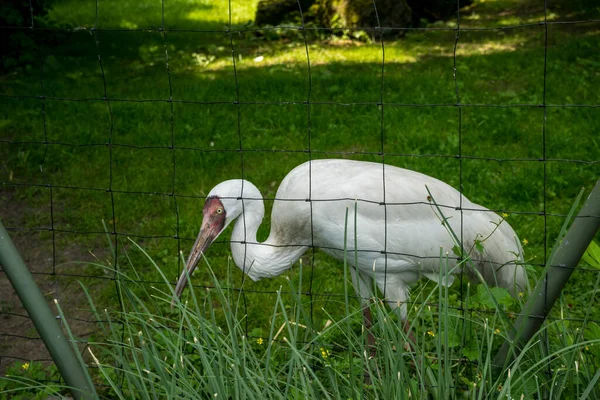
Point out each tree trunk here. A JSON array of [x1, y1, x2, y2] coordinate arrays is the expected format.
[[255, 0, 317, 26], [407, 0, 474, 23], [333, 0, 412, 37], [254, 0, 473, 32]]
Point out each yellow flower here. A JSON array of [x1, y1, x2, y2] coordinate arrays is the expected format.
[[501, 213, 509, 218], [427, 331, 435, 337], [256, 338, 264, 345], [320, 347, 330, 359], [522, 238, 529, 245], [519, 292, 524, 298], [494, 328, 501, 335], [22, 362, 30, 371]]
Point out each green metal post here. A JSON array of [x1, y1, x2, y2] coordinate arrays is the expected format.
[[0, 221, 98, 399], [494, 179, 600, 368]]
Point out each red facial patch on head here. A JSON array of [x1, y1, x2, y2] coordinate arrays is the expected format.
[[203, 196, 224, 214], [203, 196, 226, 230]]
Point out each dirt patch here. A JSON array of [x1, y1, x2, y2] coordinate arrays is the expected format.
[[0, 190, 112, 375]]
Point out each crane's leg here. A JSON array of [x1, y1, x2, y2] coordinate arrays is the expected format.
[[362, 304, 377, 358], [376, 275, 417, 351], [350, 268, 377, 384], [402, 319, 416, 352], [349, 268, 377, 354]]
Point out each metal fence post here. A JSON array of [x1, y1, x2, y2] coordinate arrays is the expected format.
[[493, 179, 600, 368], [0, 221, 98, 399]]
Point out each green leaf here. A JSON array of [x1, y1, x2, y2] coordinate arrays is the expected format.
[[582, 241, 600, 269], [474, 240, 485, 253], [585, 322, 600, 340], [452, 245, 462, 258], [250, 327, 264, 338], [443, 327, 461, 348], [471, 285, 514, 309], [462, 338, 479, 361]]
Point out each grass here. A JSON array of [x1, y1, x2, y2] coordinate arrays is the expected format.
[[4, 234, 600, 398], [0, 0, 599, 397]]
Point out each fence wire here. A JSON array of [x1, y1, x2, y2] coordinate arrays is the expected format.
[[0, 0, 599, 394]]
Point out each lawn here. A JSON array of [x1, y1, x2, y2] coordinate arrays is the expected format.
[[1, 0, 599, 397]]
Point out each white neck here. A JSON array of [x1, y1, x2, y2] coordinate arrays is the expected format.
[[228, 191, 307, 281]]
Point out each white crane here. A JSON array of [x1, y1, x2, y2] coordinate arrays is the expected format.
[[172, 159, 526, 338]]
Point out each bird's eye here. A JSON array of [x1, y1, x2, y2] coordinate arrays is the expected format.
[[216, 208, 223, 214]]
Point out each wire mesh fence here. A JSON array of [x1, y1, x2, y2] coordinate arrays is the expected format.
[[0, 0, 599, 394]]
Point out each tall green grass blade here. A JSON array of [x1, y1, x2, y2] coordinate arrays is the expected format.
[[52, 298, 97, 398], [582, 241, 600, 269], [87, 347, 126, 400], [498, 188, 586, 370], [580, 367, 600, 400]]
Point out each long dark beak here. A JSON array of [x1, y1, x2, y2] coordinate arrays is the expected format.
[[171, 224, 218, 308]]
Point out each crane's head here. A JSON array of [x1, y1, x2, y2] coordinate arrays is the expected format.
[[171, 196, 228, 307], [171, 179, 259, 308]]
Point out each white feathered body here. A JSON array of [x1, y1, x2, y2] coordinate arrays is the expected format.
[[212, 159, 526, 318]]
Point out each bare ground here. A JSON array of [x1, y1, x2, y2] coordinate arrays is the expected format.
[[0, 190, 111, 375]]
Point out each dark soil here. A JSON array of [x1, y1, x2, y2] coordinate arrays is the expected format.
[[0, 190, 110, 375]]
